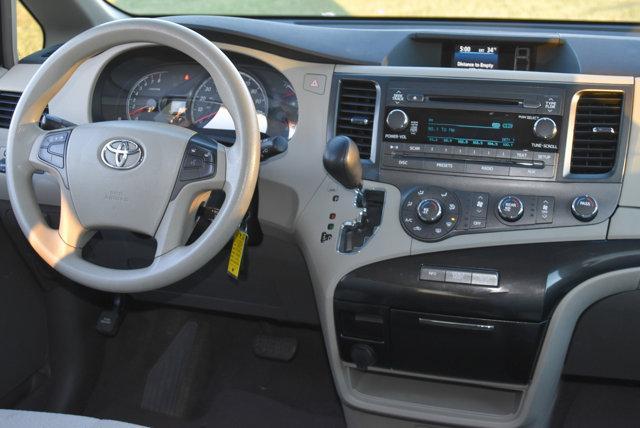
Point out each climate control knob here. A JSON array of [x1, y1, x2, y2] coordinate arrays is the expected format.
[[571, 195, 598, 222], [533, 117, 558, 140], [386, 109, 409, 131], [497, 196, 524, 222], [416, 199, 443, 224]]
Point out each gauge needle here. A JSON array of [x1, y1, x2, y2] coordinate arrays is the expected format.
[[194, 111, 218, 124], [129, 105, 154, 117]]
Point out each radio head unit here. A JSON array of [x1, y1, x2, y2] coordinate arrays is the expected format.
[[381, 82, 565, 180]]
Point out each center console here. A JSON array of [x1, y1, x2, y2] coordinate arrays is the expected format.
[[375, 79, 627, 242], [331, 72, 632, 386]]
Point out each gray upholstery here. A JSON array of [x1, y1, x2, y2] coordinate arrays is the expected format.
[[0, 410, 144, 428]]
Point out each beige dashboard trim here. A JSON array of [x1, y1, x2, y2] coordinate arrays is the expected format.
[[335, 65, 634, 85]]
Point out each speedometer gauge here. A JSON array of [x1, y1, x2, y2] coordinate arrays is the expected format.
[[191, 71, 268, 128]]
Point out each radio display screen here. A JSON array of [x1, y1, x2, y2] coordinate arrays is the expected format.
[[384, 108, 560, 153], [453, 44, 499, 70]]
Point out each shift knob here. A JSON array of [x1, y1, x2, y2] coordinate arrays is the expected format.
[[323, 135, 363, 190]]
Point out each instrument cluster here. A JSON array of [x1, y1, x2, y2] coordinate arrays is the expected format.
[[92, 47, 299, 141]]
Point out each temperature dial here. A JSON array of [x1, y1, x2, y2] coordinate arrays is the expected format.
[[386, 109, 409, 131], [416, 199, 443, 224], [498, 196, 524, 222], [533, 117, 558, 140], [571, 195, 598, 222]]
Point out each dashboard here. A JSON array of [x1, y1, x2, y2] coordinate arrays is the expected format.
[[91, 47, 299, 141], [4, 14, 640, 428]]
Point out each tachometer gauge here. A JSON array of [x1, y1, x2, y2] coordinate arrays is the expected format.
[[191, 71, 269, 130], [126, 71, 168, 121]]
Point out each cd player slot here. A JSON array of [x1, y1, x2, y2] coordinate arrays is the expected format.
[[427, 95, 522, 106]]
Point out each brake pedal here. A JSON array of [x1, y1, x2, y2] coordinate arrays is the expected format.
[[96, 294, 125, 336], [252, 334, 298, 362]]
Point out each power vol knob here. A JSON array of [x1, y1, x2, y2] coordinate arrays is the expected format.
[[386, 109, 409, 131]]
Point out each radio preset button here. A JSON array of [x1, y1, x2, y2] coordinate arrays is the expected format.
[[386, 109, 409, 131], [496, 149, 511, 159], [498, 196, 524, 222], [511, 150, 533, 161]]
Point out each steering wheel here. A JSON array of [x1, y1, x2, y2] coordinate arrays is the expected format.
[[5, 19, 260, 293]]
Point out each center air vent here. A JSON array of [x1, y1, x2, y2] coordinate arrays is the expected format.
[[335, 80, 377, 159], [0, 91, 21, 129], [570, 91, 623, 175]]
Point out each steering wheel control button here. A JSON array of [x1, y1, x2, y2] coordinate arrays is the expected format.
[[419, 266, 446, 282], [416, 199, 443, 224], [178, 136, 218, 183], [536, 196, 555, 224], [571, 195, 598, 222], [39, 130, 70, 169], [183, 155, 204, 169], [532, 117, 558, 140], [498, 196, 524, 222], [47, 142, 65, 156]]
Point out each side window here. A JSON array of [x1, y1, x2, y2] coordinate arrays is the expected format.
[[16, 1, 43, 60]]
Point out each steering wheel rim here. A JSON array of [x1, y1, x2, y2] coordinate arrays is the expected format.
[[5, 18, 261, 293]]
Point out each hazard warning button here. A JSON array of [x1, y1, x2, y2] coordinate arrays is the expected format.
[[303, 74, 327, 95]]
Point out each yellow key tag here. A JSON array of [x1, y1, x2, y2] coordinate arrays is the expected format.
[[227, 229, 248, 280]]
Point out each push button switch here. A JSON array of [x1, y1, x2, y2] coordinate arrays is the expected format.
[[445, 270, 472, 284], [419, 266, 446, 282], [178, 136, 217, 182], [536, 196, 555, 224], [38, 130, 70, 169]]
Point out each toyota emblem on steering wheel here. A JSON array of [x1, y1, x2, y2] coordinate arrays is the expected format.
[[101, 139, 144, 170]]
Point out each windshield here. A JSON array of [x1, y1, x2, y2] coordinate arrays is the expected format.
[[106, 0, 640, 23]]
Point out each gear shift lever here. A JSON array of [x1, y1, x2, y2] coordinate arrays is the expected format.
[[323, 135, 363, 190]]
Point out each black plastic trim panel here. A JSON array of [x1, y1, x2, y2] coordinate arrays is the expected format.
[[335, 240, 640, 323]]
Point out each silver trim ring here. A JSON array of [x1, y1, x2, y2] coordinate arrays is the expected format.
[[100, 139, 144, 170]]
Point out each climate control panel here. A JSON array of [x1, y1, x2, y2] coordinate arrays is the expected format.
[[401, 187, 460, 241], [400, 186, 602, 242]]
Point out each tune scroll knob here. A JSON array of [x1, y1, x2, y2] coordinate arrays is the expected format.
[[416, 199, 443, 224], [497, 196, 524, 222], [386, 109, 410, 131], [533, 117, 558, 140], [571, 195, 598, 222]]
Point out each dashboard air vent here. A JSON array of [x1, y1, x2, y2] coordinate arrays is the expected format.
[[0, 91, 21, 129], [336, 80, 377, 159], [570, 91, 623, 174]]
